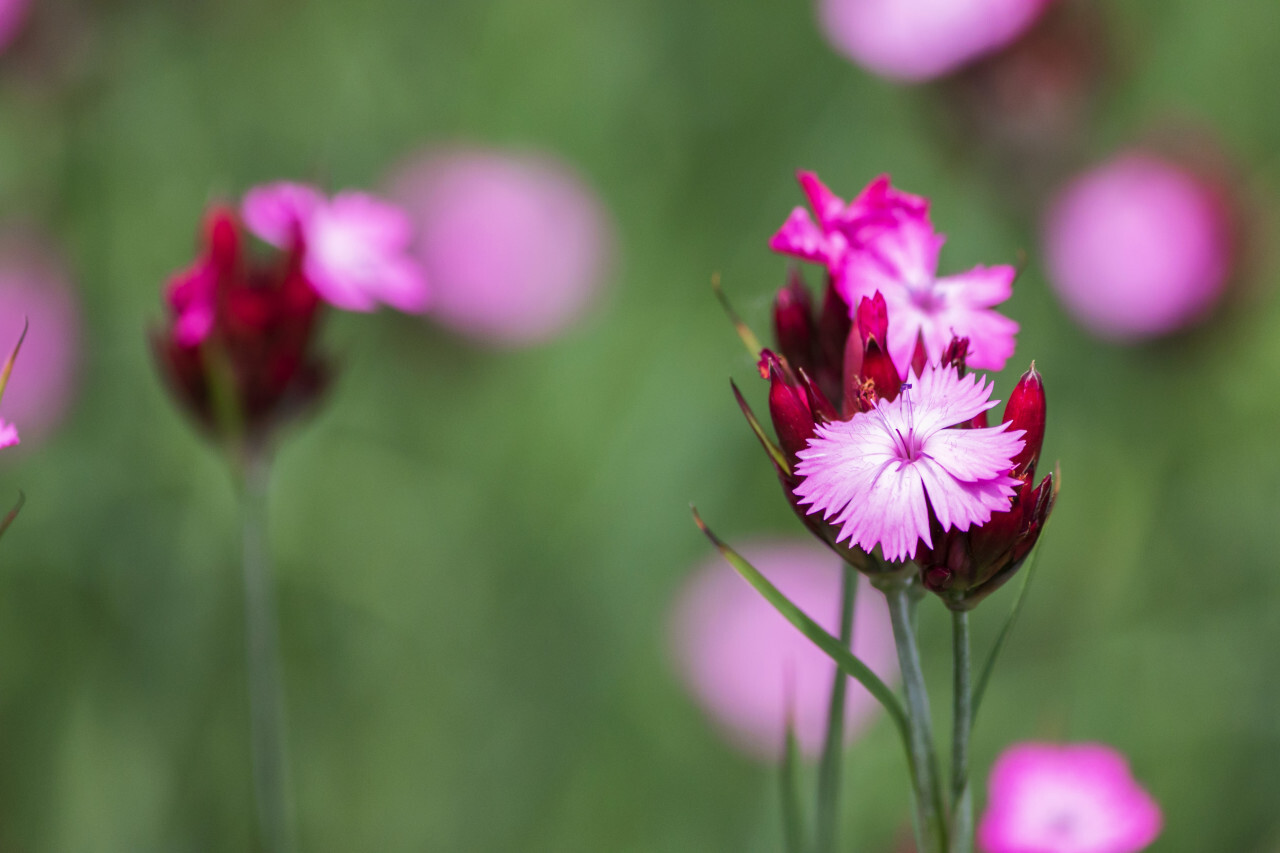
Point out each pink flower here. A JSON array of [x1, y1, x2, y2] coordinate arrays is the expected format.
[[794, 364, 1023, 563], [0, 420, 16, 448], [772, 173, 1018, 375], [670, 539, 897, 759], [978, 742, 1162, 853], [386, 148, 613, 346], [0, 230, 81, 443], [1042, 152, 1232, 341], [0, 0, 28, 53], [817, 0, 1052, 82], [243, 182, 429, 315]]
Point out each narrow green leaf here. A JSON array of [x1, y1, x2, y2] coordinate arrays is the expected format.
[[711, 273, 764, 357], [731, 380, 791, 475], [0, 491, 24, 541], [970, 529, 1050, 726], [691, 508, 911, 752]]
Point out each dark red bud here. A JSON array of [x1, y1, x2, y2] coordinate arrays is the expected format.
[[204, 207, 242, 276], [941, 336, 970, 374], [855, 292, 889, 347], [817, 276, 852, 380], [910, 336, 928, 377], [773, 268, 817, 378], [797, 368, 838, 424], [760, 350, 816, 461], [1002, 363, 1046, 478], [862, 339, 901, 405]]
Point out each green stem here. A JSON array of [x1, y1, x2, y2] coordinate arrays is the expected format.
[[884, 580, 947, 853], [240, 456, 296, 853], [814, 563, 857, 853], [949, 610, 973, 853]]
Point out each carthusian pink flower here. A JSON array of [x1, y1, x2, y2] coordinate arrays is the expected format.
[[772, 172, 1019, 375], [243, 182, 430, 315], [794, 363, 1023, 563], [0, 230, 81, 443], [978, 742, 1162, 853], [817, 0, 1052, 82], [1043, 152, 1233, 341], [386, 148, 613, 346], [671, 539, 897, 759]]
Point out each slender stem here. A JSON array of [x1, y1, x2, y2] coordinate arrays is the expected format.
[[814, 563, 857, 853], [884, 580, 947, 853], [240, 456, 296, 853], [950, 610, 974, 853]]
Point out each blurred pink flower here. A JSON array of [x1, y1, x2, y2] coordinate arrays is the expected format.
[[1042, 152, 1233, 341], [0, 420, 16, 448], [387, 149, 613, 346], [794, 364, 1023, 562], [671, 539, 897, 760], [818, 0, 1052, 82], [243, 182, 430, 314], [0, 0, 28, 53], [0, 232, 81, 443], [978, 742, 1162, 853]]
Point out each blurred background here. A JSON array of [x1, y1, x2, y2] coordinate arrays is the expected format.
[[0, 0, 1277, 849]]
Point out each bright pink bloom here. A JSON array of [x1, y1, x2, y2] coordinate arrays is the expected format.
[[671, 539, 897, 759], [386, 148, 613, 346], [794, 364, 1023, 563], [817, 0, 1052, 82], [840, 213, 1019, 374], [0, 420, 16, 448], [1043, 152, 1232, 341], [243, 182, 429, 314], [0, 232, 81, 442], [772, 173, 1018, 375], [978, 742, 1162, 853]]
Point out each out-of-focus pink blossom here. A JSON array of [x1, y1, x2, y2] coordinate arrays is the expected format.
[[0, 233, 81, 443], [794, 364, 1023, 562], [671, 539, 897, 760], [243, 182, 430, 315], [0, 420, 17, 448], [817, 0, 1052, 82], [0, 0, 28, 53], [978, 742, 1162, 853], [387, 149, 613, 346], [1042, 152, 1233, 341]]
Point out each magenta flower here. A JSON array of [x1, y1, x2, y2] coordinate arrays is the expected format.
[[0, 0, 27, 53], [817, 0, 1051, 82], [1043, 152, 1233, 341], [670, 539, 898, 759], [0, 420, 16, 448], [978, 742, 1162, 853], [772, 173, 1019, 375], [793, 364, 1023, 562], [243, 182, 430, 315], [386, 148, 613, 346]]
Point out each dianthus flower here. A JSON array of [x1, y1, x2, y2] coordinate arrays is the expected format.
[[243, 182, 430, 315], [772, 172, 1018, 375], [153, 207, 327, 448], [794, 363, 1024, 563], [978, 742, 1162, 853]]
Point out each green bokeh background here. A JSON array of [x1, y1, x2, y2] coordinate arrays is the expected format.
[[0, 0, 1278, 849]]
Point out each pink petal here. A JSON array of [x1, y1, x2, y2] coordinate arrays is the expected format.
[[798, 171, 846, 230], [242, 182, 324, 247], [770, 207, 832, 263], [937, 265, 1017, 307], [924, 425, 1024, 483], [939, 304, 1020, 372], [0, 419, 19, 449], [909, 366, 1002, 436]]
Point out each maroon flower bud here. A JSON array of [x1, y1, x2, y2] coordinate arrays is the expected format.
[[152, 206, 328, 456], [815, 275, 852, 404], [759, 350, 816, 464], [772, 267, 817, 380], [1002, 363, 1046, 478], [940, 336, 970, 374], [843, 292, 901, 413]]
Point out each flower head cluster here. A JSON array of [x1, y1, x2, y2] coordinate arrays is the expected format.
[[978, 742, 1162, 853], [154, 183, 429, 451], [773, 171, 1018, 375], [154, 207, 327, 447]]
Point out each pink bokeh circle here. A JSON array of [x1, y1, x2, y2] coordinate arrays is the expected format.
[[670, 539, 898, 760], [387, 148, 613, 346], [1043, 152, 1232, 341]]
